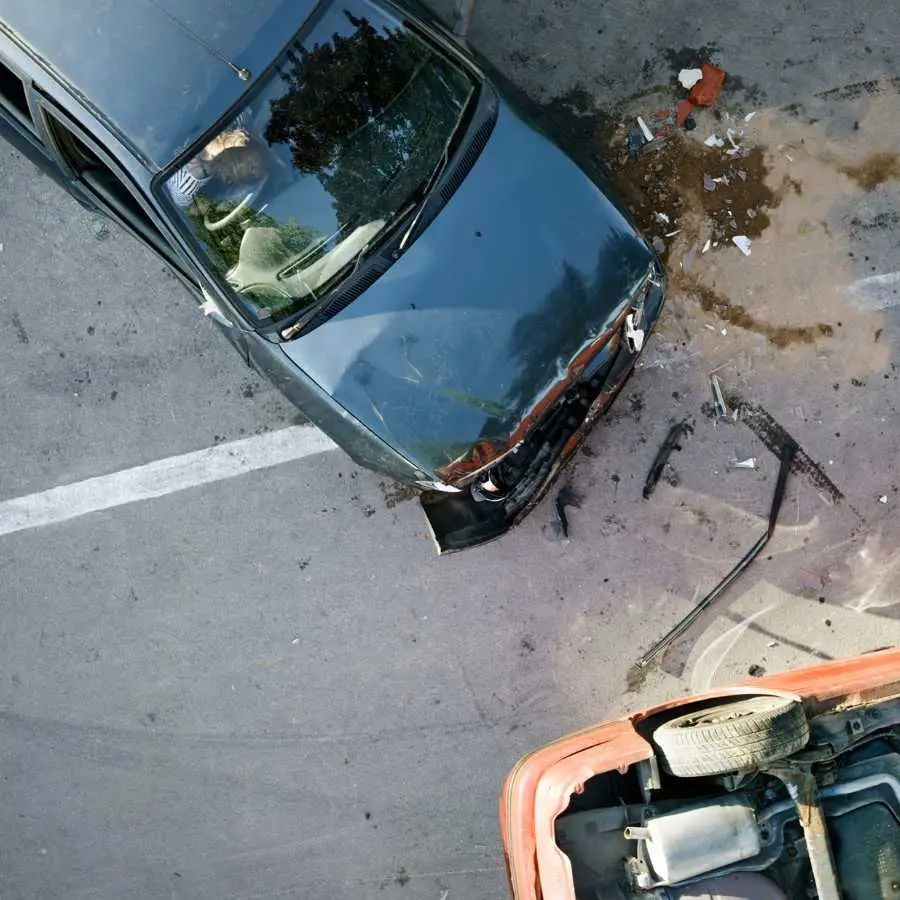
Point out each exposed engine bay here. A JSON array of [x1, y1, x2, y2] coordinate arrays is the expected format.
[[554, 693, 900, 900]]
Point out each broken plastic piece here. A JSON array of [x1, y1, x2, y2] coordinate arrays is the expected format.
[[627, 125, 646, 156], [704, 134, 725, 148], [689, 63, 727, 107], [879, 495, 889, 504], [702, 239, 712, 253], [654, 211, 671, 224], [552, 483, 582, 539], [643, 420, 693, 500], [637, 116, 655, 143], [625, 313, 645, 353], [728, 456, 759, 470], [703, 175, 717, 192], [678, 68, 703, 90], [638, 440, 798, 667], [744, 111, 757, 122], [710, 373, 729, 418], [676, 98, 695, 127], [732, 235, 752, 256]]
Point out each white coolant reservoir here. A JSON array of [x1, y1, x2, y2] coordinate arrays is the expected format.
[[624, 796, 761, 884]]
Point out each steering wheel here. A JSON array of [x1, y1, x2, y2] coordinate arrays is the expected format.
[[203, 191, 256, 232]]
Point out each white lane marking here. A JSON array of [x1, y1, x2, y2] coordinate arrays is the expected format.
[[0, 426, 337, 538], [846, 271, 900, 311]]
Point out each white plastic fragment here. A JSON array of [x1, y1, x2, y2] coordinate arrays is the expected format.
[[665, 229, 681, 237], [744, 111, 757, 122], [704, 134, 725, 148], [702, 239, 712, 253], [625, 313, 645, 352], [879, 495, 889, 504], [637, 116, 655, 143], [732, 235, 752, 256], [678, 68, 703, 89], [654, 211, 671, 224]]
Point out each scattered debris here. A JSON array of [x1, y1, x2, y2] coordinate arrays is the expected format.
[[744, 111, 757, 122], [637, 440, 798, 668], [643, 420, 693, 500], [678, 68, 703, 90], [732, 235, 752, 256], [637, 116, 655, 143], [703, 175, 717, 192], [654, 211, 671, 224], [768, 640, 779, 648], [702, 239, 712, 253], [879, 495, 889, 504], [748, 664, 766, 677], [704, 134, 725, 148], [727, 455, 759, 470], [552, 483, 583, 539], [664, 229, 681, 237], [710, 374, 729, 419]]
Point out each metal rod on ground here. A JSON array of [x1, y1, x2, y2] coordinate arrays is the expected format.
[[637, 440, 798, 668], [452, 0, 477, 36]]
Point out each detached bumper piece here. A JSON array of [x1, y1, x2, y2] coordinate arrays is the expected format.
[[421, 328, 644, 553]]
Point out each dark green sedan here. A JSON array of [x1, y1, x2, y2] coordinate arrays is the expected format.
[[0, 0, 665, 551]]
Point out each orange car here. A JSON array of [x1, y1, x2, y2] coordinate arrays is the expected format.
[[501, 649, 900, 900]]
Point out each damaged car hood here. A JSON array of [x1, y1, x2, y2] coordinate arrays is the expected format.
[[280, 99, 654, 478]]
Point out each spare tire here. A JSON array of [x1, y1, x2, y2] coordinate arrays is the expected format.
[[652, 695, 809, 777]]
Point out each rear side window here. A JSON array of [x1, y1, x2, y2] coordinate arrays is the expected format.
[[0, 58, 31, 124]]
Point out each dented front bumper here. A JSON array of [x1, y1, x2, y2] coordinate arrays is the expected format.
[[420, 268, 666, 552]]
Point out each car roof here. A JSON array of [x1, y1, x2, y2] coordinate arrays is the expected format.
[[0, 0, 319, 169]]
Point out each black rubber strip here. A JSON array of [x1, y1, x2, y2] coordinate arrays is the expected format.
[[638, 440, 798, 668]]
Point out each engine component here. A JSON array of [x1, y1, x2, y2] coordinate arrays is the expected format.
[[624, 796, 761, 884], [665, 872, 787, 900], [765, 762, 841, 900]]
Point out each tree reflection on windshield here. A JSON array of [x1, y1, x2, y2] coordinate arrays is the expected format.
[[167, 1, 474, 325]]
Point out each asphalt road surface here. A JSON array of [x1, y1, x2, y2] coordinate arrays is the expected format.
[[3, 2, 900, 898]]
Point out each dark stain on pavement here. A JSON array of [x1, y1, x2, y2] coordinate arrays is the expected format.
[[840, 151, 900, 191], [379, 481, 417, 508], [11, 311, 28, 344], [737, 401, 844, 504], [687, 280, 833, 348]]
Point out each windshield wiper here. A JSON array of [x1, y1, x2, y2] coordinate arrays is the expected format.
[[398, 86, 483, 253], [397, 146, 450, 253]]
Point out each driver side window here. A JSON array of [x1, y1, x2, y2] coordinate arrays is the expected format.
[[44, 112, 188, 276]]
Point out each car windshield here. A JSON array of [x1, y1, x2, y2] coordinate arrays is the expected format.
[[162, 0, 475, 326]]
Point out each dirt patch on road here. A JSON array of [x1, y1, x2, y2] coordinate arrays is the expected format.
[[603, 89, 900, 378]]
